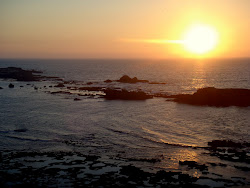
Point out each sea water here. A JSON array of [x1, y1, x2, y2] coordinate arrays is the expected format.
[[0, 58, 250, 184]]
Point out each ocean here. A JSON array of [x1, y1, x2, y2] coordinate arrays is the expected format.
[[0, 58, 250, 187]]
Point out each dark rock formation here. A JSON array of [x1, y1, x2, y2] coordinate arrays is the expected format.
[[104, 79, 112, 83], [117, 75, 149, 83], [54, 83, 65, 87], [78, 87, 104, 91], [14, 128, 28, 133], [0, 67, 42, 81], [168, 87, 250, 107], [74, 98, 81, 101], [179, 161, 208, 171], [207, 140, 250, 164], [104, 89, 153, 100], [50, 91, 72, 95], [9, 83, 14, 88], [208, 140, 246, 148], [0, 87, 3, 89]]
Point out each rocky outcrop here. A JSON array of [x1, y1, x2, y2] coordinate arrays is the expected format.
[[0, 67, 42, 81], [168, 87, 250, 107], [117, 75, 149, 83], [9, 83, 14, 88], [54, 83, 65, 87], [104, 89, 152, 100]]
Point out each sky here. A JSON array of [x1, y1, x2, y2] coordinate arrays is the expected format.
[[0, 0, 249, 59]]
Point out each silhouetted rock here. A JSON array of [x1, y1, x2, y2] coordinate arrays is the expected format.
[[104, 89, 153, 100], [50, 91, 72, 95], [168, 87, 250, 107], [54, 83, 65, 87], [117, 75, 149, 83], [179, 161, 208, 171], [74, 98, 81, 101], [207, 140, 250, 164], [104, 79, 112, 83], [9, 83, 14, 88], [0, 87, 3, 89], [208, 140, 243, 148], [0, 67, 42, 81], [14, 128, 28, 133]]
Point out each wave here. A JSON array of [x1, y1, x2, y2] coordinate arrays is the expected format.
[[5, 135, 56, 142]]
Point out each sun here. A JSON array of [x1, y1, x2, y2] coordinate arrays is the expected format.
[[183, 24, 219, 55]]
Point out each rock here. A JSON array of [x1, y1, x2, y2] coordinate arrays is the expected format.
[[208, 140, 243, 148], [14, 128, 28, 132], [54, 83, 65, 87], [168, 87, 250, 107], [234, 165, 250, 171], [50, 91, 72, 95], [127, 157, 161, 163], [86, 82, 93, 85], [74, 98, 81, 101], [104, 89, 153, 100], [179, 161, 208, 171], [104, 79, 112, 83], [117, 75, 149, 83], [0, 67, 42, 81], [0, 87, 3, 89], [9, 83, 14, 88]]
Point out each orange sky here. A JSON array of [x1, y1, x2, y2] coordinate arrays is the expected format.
[[0, 0, 249, 59]]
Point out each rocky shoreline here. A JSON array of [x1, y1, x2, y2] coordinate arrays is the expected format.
[[1, 67, 250, 106], [0, 139, 249, 187]]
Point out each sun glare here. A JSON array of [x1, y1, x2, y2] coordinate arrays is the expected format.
[[183, 24, 219, 55]]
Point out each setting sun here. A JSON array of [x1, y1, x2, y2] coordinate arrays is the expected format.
[[183, 24, 219, 55]]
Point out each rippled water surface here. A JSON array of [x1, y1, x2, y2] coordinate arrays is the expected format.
[[0, 58, 250, 184]]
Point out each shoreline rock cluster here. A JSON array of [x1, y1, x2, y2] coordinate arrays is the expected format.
[[0, 148, 248, 187], [1, 67, 250, 106], [0, 67, 42, 81]]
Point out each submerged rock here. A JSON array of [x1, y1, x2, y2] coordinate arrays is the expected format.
[[168, 87, 250, 107], [104, 89, 153, 100]]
